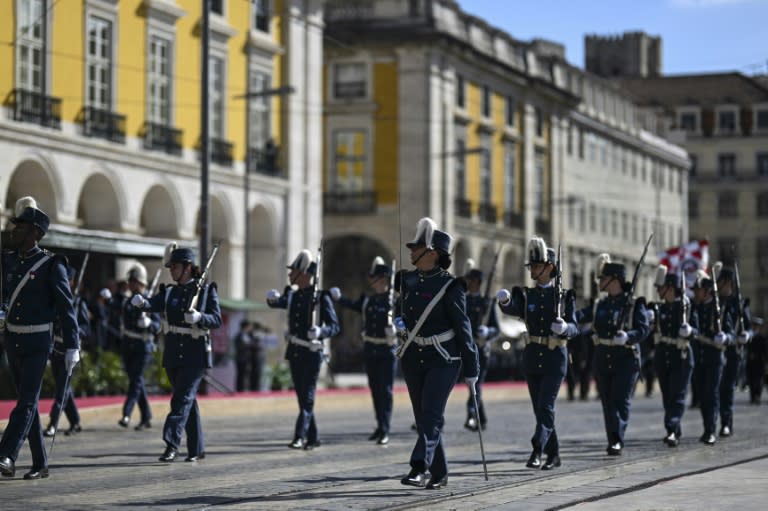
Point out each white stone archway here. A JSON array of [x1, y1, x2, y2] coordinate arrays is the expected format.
[[140, 184, 181, 238], [248, 204, 278, 299], [502, 245, 525, 289], [4, 159, 59, 223], [77, 173, 122, 230]]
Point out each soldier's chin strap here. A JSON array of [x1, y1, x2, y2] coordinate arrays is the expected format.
[[531, 264, 549, 282], [411, 246, 432, 267]]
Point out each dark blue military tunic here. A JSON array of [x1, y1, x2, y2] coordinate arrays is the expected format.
[[719, 293, 750, 432], [268, 286, 340, 445], [578, 293, 649, 448], [691, 298, 734, 436], [463, 292, 499, 427], [499, 284, 578, 456], [337, 292, 396, 437], [48, 296, 91, 431], [120, 293, 161, 424], [0, 247, 78, 471], [143, 280, 221, 456], [652, 297, 697, 438], [398, 267, 478, 480]]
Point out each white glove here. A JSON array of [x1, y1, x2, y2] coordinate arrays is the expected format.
[[678, 323, 693, 338], [394, 317, 406, 334], [613, 330, 629, 345], [385, 323, 397, 338], [496, 289, 511, 306], [465, 376, 479, 395], [551, 318, 568, 336], [307, 325, 323, 340], [329, 287, 342, 301], [477, 325, 490, 339], [310, 339, 324, 352], [137, 315, 152, 329], [64, 349, 80, 374], [714, 332, 727, 346], [645, 309, 655, 324], [486, 327, 498, 339], [99, 288, 112, 300], [266, 289, 280, 303], [737, 331, 751, 345], [184, 309, 202, 324], [131, 294, 146, 308]]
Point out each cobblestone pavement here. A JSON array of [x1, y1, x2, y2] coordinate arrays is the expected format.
[[1, 383, 766, 510]]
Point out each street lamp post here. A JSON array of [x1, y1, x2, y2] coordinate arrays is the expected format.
[[200, 0, 211, 264], [239, 86, 295, 298]]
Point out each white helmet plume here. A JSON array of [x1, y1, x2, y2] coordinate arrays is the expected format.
[[411, 217, 437, 249], [595, 253, 611, 280], [369, 256, 385, 275], [163, 241, 178, 268], [463, 258, 476, 276], [712, 261, 723, 281], [14, 196, 37, 217], [654, 265, 668, 287]]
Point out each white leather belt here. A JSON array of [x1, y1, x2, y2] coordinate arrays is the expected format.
[[6, 322, 52, 334], [526, 335, 567, 350], [658, 336, 689, 350], [593, 336, 635, 350], [54, 335, 64, 344], [696, 336, 725, 351], [363, 335, 394, 346], [410, 330, 459, 361], [167, 325, 208, 338], [287, 334, 323, 352], [123, 330, 154, 342]]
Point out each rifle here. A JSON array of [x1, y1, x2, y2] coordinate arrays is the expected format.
[[188, 242, 220, 312], [679, 272, 689, 325], [311, 244, 323, 328], [711, 264, 723, 333], [618, 233, 654, 329], [0, 202, 6, 330], [73, 251, 90, 311], [733, 261, 744, 334], [387, 259, 396, 326], [554, 244, 563, 318], [147, 267, 162, 298], [480, 247, 502, 328]]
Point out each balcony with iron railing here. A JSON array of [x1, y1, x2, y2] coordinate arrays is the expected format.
[[535, 217, 551, 235], [82, 106, 126, 143], [10, 88, 62, 129], [211, 138, 233, 166], [503, 210, 524, 229], [248, 144, 282, 177], [455, 197, 472, 218], [142, 122, 183, 155], [323, 190, 377, 214], [478, 202, 498, 224]]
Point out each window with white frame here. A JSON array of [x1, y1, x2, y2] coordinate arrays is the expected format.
[[481, 85, 491, 118], [86, 15, 113, 109], [147, 36, 171, 125], [455, 137, 466, 199], [588, 203, 596, 232], [757, 109, 768, 132], [679, 112, 697, 132], [332, 130, 367, 191], [535, 107, 544, 137], [718, 153, 736, 177], [211, 0, 224, 15], [333, 62, 366, 99], [504, 142, 516, 210], [534, 150, 545, 217], [209, 55, 225, 138], [505, 96, 515, 128], [456, 74, 465, 109], [758, 153, 768, 176], [248, 70, 272, 148], [16, 0, 45, 92], [252, 0, 269, 32], [480, 135, 492, 204]]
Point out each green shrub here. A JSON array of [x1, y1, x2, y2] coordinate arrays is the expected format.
[[270, 361, 293, 390]]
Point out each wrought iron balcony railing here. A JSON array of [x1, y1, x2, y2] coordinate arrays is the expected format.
[[82, 106, 126, 144], [142, 122, 183, 155], [11, 88, 61, 129]]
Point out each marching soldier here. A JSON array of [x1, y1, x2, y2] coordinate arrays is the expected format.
[[714, 264, 751, 437], [118, 263, 161, 430], [651, 266, 698, 447], [43, 266, 90, 438], [266, 249, 340, 450], [746, 317, 766, 404], [577, 256, 650, 456], [690, 269, 733, 444], [330, 256, 397, 445], [497, 238, 578, 470], [461, 260, 499, 433], [0, 197, 80, 479], [395, 218, 479, 490], [131, 243, 222, 462]]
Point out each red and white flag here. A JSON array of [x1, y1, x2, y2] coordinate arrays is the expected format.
[[658, 239, 710, 288]]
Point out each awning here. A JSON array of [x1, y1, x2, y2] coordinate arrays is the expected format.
[[219, 298, 270, 312], [41, 224, 169, 257]]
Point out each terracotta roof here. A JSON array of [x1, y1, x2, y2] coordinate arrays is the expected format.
[[617, 72, 768, 107]]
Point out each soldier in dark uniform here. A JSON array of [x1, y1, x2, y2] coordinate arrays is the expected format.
[[118, 263, 161, 431], [690, 269, 733, 445], [266, 249, 340, 450], [330, 256, 397, 445], [496, 237, 578, 470], [651, 265, 698, 447], [131, 243, 222, 462], [43, 265, 89, 438], [234, 320, 254, 391], [746, 317, 766, 404], [577, 258, 649, 456], [0, 196, 80, 479], [714, 264, 751, 437], [394, 217, 479, 490], [461, 259, 499, 433]]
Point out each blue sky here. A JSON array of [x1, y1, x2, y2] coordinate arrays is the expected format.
[[456, 0, 768, 75]]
